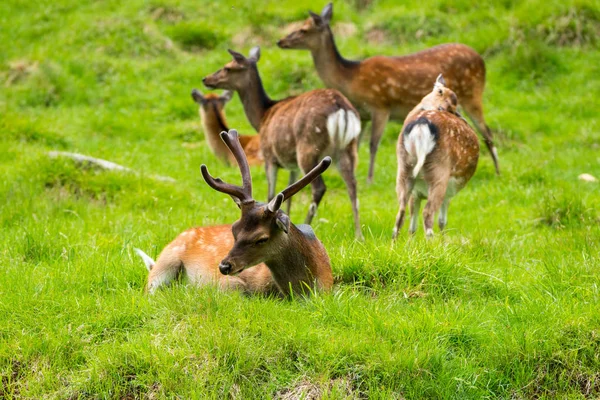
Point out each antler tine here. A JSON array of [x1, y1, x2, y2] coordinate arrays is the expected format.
[[200, 164, 248, 200], [219, 129, 253, 200], [267, 157, 332, 213]]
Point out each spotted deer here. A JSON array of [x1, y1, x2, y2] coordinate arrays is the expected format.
[[203, 46, 363, 239], [406, 74, 465, 121], [277, 3, 499, 181], [191, 89, 263, 166], [136, 130, 333, 296], [392, 80, 479, 238]]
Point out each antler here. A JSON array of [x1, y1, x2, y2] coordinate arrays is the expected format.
[[200, 129, 254, 203], [267, 157, 332, 213]]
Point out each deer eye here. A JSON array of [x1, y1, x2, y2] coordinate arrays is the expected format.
[[438, 89, 443, 95], [224, 67, 231, 72], [255, 237, 269, 246]]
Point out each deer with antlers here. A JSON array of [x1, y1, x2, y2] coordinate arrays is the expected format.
[[277, 3, 499, 182], [136, 129, 333, 296], [191, 89, 263, 166], [203, 46, 363, 239], [392, 77, 479, 239]]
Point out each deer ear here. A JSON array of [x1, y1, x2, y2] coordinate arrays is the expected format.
[[275, 212, 290, 234], [321, 3, 333, 24], [248, 46, 261, 62], [191, 89, 204, 104], [230, 195, 242, 209], [228, 49, 247, 64], [220, 90, 233, 103], [436, 74, 446, 87], [309, 11, 324, 26]]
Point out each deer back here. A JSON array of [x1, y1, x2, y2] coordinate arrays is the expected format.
[[401, 110, 479, 183], [259, 89, 360, 167], [349, 44, 485, 115]]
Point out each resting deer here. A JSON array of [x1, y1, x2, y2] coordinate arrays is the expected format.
[[392, 79, 479, 238], [136, 129, 333, 296], [191, 89, 263, 166], [203, 46, 363, 239], [277, 3, 499, 181]]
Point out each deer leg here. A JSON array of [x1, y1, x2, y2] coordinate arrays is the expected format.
[[393, 168, 414, 240], [438, 198, 450, 231], [338, 141, 362, 240], [146, 252, 182, 294], [218, 275, 248, 292], [265, 161, 279, 201], [462, 102, 500, 175], [409, 195, 422, 235], [304, 175, 326, 225], [367, 109, 390, 184], [422, 180, 449, 237], [357, 119, 370, 149], [284, 170, 298, 215]]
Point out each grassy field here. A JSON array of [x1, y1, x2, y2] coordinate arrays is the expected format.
[[1, 0, 600, 398]]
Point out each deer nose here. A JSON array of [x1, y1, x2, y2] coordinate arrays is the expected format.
[[219, 261, 232, 275], [202, 77, 207, 84]]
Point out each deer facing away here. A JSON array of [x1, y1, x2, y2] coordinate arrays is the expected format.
[[393, 77, 479, 238], [277, 2, 499, 181], [203, 46, 363, 239], [191, 89, 263, 166], [136, 129, 333, 296]]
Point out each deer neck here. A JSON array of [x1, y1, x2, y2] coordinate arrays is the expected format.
[[200, 104, 231, 160], [310, 27, 359, 93], [237, 67, 276, 132], [264, 225, 331, 295]]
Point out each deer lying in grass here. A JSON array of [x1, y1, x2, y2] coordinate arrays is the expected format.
[[136, 129, 333, 296], [392, 79, 479, 238], [277, 3, 499, 181], [203, 46, 363, 239], [191, 89, 263, 166]]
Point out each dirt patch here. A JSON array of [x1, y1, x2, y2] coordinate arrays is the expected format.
[[5, 59, 39, 87], [333, 22, 358, 38], [366, 28, 386, 44], [276, 377, 361, 399]]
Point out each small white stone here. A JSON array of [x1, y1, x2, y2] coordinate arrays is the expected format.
[[579, 173, 598, 182]]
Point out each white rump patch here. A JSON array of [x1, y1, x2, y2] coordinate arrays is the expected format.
[[134, 248, 155, 272], [404, 124, 436, 178], [326, 109, 361, 149]]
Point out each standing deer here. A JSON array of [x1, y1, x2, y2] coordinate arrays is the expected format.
[[136, 129, 333, 296], [277, 2, 499, 182], [392, 78, 479, 238], [203, 46, 363, 239], [191, 89, 263, 166]]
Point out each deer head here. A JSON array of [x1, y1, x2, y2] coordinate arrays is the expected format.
[[191, 89, 233, 111], [277, 3, 333, 49], [419, 74, 459, 113], [202, 47, 261, 91], [201, 129, 331, 276]]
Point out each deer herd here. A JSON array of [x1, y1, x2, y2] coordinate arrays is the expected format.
[[136, 3, 499, 298]]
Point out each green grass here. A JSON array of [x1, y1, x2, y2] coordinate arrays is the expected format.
[[1, 0, 600, 398]]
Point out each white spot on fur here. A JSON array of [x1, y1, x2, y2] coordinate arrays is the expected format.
[[404, 123, 436, 178], [316, 127, 321, 133]]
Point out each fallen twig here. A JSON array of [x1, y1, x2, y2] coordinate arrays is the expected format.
[[47, 151, 176, 182]]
